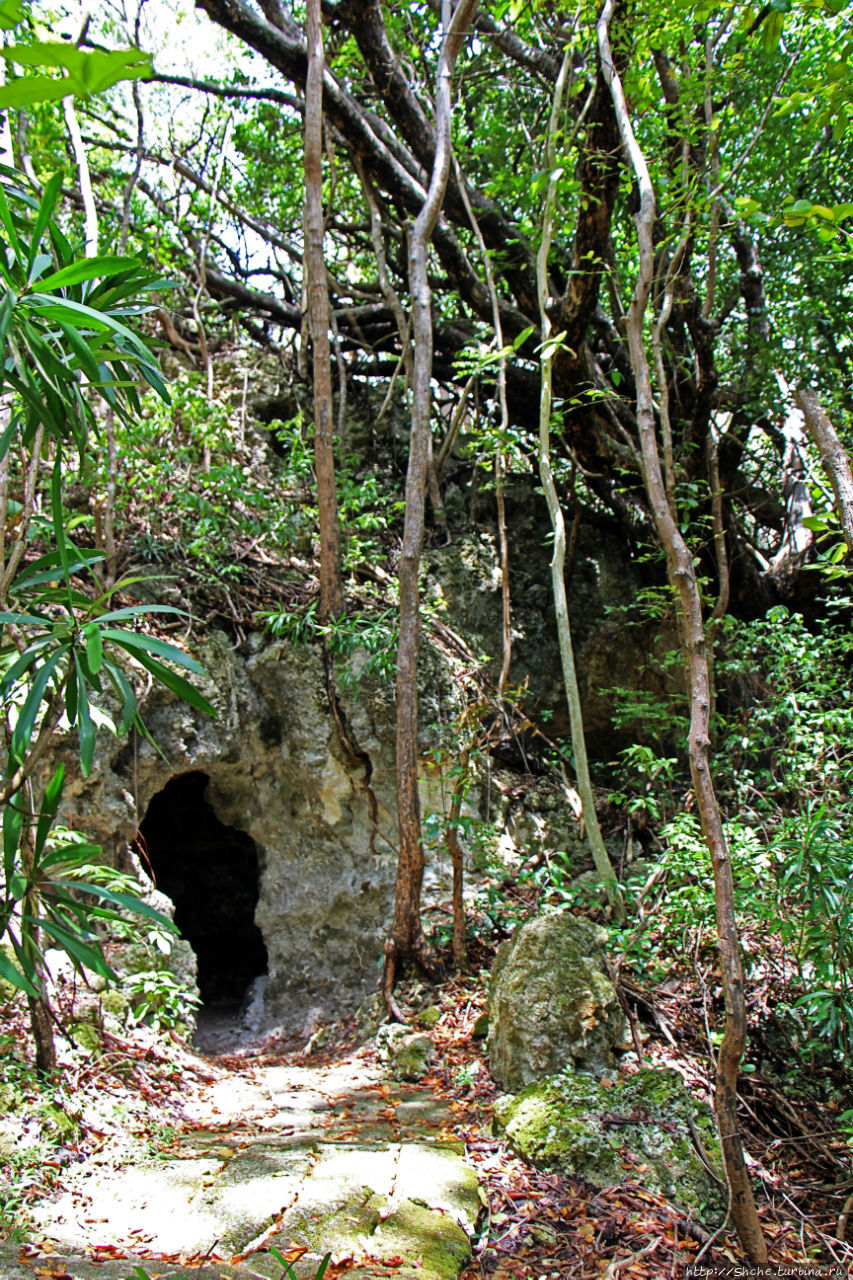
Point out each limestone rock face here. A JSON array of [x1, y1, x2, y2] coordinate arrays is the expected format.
[[487, 912, 626, 1090], [423, 481, 681, 754], [48, 630, 465, 1033], [493, 1067, 725, 1219]]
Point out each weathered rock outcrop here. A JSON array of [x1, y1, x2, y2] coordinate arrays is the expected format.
[[493, 1067, 725, 1219], [376, 1024, 435, 1082], [52, 630, 465, 1031], [487, 912, 626, 1090], [423, 481, 680, 754]]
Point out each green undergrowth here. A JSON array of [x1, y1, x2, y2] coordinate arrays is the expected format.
[[90, 372, 404, 607], [595, 603, 853, 1070]]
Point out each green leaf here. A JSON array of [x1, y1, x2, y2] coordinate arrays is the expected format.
[[100, 628, 205, 675], [94, 604, 181, 625], [65, 660, 78, 726], [56, 320, 101, 383], [0, 75, 73, 109], [83, 622, 104, 675], [35, 255, 142, 292], [3, 797, 24, 883], [39, 840, 102, 870], [102, 658, 137, 735], [0, 180, 24, 257], [28, 172, 63, 270], [12, 548, 105, 591], [10, 646, 66, 767], [34, 915, 114, 980], [0, 45, 153, 106], [0, 640, 51, 697], [761, 9, 785, 51], [73, 654, 95, 775], [35, 763, 65, 858], [0, 947, 38, 997], [0, 1, 25, 31], [51, 881, 177, 929], [28, 294, 152, 359], [127, 648, 216, 716]]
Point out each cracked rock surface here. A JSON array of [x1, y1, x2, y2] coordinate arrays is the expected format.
[[6, 1054, 478, 1280]]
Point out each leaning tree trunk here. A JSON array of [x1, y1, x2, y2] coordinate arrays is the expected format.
[[304, 0, 344, 622], [795, 387, 853, 558], [597, 0, 767, 1263], [384, 0, 477, 1015]]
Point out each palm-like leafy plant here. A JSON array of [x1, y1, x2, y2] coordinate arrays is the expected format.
[[0, 169, 213, 1069]]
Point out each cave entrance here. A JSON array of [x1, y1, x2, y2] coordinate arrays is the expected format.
[[138, 771, 268, 1007]]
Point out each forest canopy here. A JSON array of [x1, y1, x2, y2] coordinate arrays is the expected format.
[[7, 0, 850, 611]]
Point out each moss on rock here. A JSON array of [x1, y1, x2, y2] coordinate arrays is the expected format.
[[376, 1025, 434, 1082], [494, 1067, 724, 1220], [487, 912, 625, 1090], [371, 1199, 472, 1279]]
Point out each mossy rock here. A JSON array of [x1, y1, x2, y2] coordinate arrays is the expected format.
[[371, 1199, 471, 1280], [355, 991, 387, 1041], [101, 988, 131, 1023], [376, 1025, 434, 1082], [487, 911, 625, 1089], [471, 1012, 489, 1040], [494, 1066, 725, 1220], [67, 1021, 102, 1055], [417, 1005, 442, 1029]]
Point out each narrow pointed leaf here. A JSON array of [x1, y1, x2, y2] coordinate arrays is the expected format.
[[128, 648, 215, 716], [0, 948, 38, 996], [36, 255, 142, 292], [73, 654, 95, 775]]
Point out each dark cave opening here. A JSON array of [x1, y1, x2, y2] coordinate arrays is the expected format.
[[138, 771, 268, 1006]]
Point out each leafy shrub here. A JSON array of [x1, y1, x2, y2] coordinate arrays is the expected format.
[[259, 601, 400, 692]]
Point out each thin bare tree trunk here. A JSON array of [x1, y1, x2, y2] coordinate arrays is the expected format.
[[26, 993, 56, 1075], [598, 1, 766, 1261], [536, 47, 625, 922], [305, 0, 344, 621], [453, 161, 513, 694], [447, 746, 470, 972], [384, 0, 477, 1014], [795, 387, 853, 557]]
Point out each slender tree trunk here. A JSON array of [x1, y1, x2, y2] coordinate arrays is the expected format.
[[384, 0, 477, 1014], [795, 387, 853, 557], [598, 1, 766, 1262], [305, 0, 344, 621], [27, 992, 56, 1075], [536, 47, 625, 922], [447, 746, 470, 971], [452, 163, 513, 693]]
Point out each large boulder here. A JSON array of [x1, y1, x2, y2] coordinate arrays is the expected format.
[[487, 912, 626, 1090], [493, 1066, 725, 1219]]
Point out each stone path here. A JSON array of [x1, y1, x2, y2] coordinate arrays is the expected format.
[[1, 1055, 479, 1280]]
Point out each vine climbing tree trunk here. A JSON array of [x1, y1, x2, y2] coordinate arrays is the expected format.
[[384, 0, 477, 1015], [305, 0, 344, 622], [598, 0, 766, 1262], [536, 46, 624, 923]]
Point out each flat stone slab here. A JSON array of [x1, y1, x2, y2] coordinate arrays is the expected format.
[[21, 1057, 479, 1280], [0, 1247, 246, 1279]]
